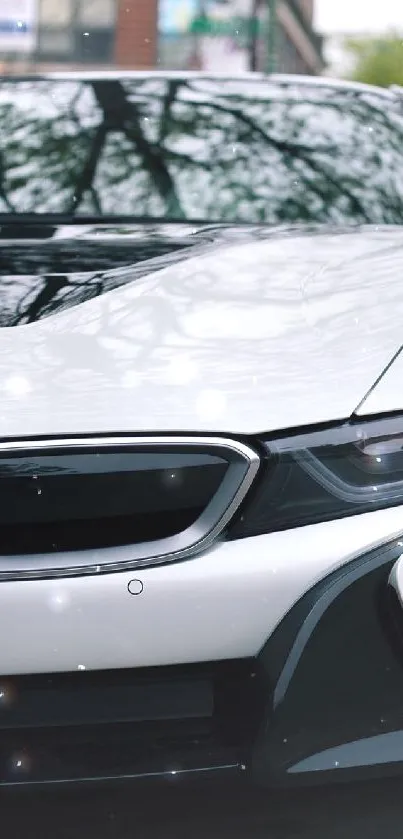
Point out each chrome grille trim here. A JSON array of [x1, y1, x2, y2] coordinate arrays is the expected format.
[[0, 436, 260, 581]]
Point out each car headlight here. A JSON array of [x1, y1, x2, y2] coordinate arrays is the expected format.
[[228, 417, 403, 539]]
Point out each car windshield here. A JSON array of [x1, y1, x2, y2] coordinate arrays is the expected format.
[[1, 75, 403, 225]]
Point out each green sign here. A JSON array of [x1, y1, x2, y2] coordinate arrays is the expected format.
[[189, 15, 263, 38]]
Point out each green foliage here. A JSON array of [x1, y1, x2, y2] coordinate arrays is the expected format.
[[346, 33, 403, 88]]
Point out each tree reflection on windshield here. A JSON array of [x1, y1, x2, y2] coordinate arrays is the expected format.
[[0, 76, 403, 224]]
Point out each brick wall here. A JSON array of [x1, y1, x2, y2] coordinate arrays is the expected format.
[[115, 0, 158, 68]]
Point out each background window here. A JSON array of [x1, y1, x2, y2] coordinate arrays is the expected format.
[[78, 0, 116, 27], [73, 29, 114, 63], [38, 30, 73, 54], [39, 0, 73, 27]]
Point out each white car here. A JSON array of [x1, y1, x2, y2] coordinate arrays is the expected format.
[[1, 71, 403, 788]]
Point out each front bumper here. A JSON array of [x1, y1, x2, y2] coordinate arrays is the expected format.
[[0, 505, 403, 787], [252, 533, 403, 787], [1, 505, 403, 675]]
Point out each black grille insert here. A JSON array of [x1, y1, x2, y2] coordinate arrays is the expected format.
[[0, 446, 227, 555]]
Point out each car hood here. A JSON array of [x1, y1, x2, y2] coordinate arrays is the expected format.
[[0, 223, 402, 439]]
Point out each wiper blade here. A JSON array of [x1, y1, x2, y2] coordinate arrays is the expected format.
[[0, 213, 235, 227], [0, 214, 207, 240]]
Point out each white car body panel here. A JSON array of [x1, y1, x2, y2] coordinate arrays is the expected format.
[[357, 349, 403, 418], [0, 505, 402, 675], [1, 228, 403, 439]]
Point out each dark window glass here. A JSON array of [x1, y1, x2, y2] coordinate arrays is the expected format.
[[73, 29, 114, 63]]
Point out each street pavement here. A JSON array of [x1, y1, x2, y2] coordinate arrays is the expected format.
[[2, 775, 403, 839]]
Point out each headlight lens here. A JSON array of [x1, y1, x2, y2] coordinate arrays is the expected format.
[[228, 417, 403, 539]]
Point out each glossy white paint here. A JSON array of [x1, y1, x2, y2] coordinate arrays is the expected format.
[[1, 228, 403, 438], [357, 349, 403, 418], [0, 505, 402, 675]]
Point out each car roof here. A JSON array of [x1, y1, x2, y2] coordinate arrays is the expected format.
[[0, 70, 397, 101]]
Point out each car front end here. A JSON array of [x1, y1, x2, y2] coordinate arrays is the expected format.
[[1, 72, 403, 789]]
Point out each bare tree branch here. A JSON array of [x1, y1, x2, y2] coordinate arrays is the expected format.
[[0, 149, 16, 212], [68, 122, 108, 213], [91, 81, 185, 219], [193, 97, 371, 220], [159, 80, 182, 144]]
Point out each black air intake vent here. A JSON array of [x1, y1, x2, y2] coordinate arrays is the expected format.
[[0, 436, 259, 581], [0, 450, 227, 551]]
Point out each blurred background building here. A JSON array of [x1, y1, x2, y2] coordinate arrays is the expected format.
[[0, 0, 324, 75]]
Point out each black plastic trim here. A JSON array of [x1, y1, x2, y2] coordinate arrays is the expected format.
[[250, 536, 403, 787]]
